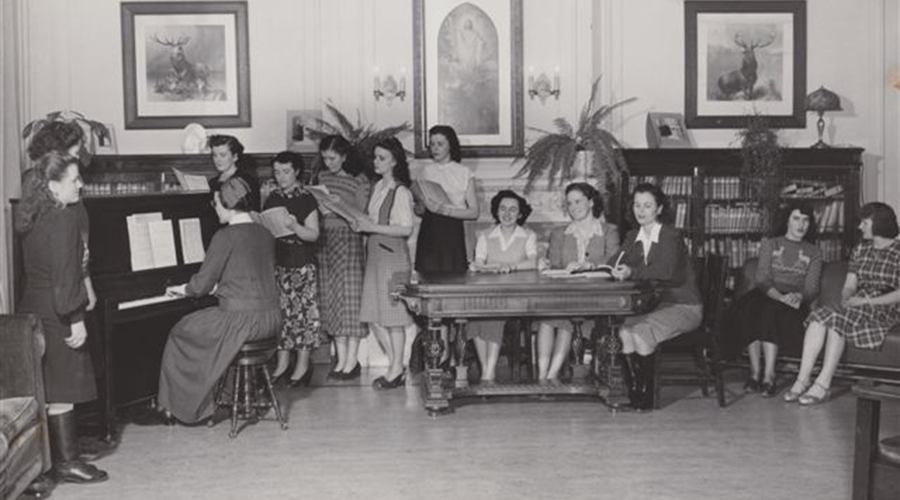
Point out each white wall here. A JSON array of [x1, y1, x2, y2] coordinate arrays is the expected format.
[[18, 0, 900, 204]]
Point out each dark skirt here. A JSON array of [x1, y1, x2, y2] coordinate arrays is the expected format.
[[276, 264, 322, 350], [722, 289, 808, 360], [415, 211, 467, 274]]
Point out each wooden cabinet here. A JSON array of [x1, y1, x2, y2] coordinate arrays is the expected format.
[[620, 148, 862, 286]]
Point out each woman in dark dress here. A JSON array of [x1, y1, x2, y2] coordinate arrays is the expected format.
[[724, 203, 822, 397], [155, 177, 282, 423], [264, 152, 322, 387], [610, 183, 703, 410], [207, 134, 260, 211], [784, 202, 900, 405], [16, 152, 108, 484]]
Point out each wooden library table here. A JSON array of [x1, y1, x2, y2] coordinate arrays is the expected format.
[[852, 383, 900, 500], [398, 271, 654, 414]]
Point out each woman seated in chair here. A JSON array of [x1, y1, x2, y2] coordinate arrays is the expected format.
[[784, 202, 900, 405], [610, 183, 702, 410], [536, 182, 619, 381], [724, 202, 822, 397], [149, 177, 283, 424], [468, 190, 538, 383]]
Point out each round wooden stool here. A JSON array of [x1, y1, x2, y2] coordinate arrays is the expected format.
[[213, 337, 288, 438]]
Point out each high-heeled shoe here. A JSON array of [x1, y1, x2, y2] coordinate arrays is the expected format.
[[288, 364, 314, 388], [783, 378, 811, 403], [339, 363, 361, 380], [373, 371, 405, 390], [798, 382, 831, 405]]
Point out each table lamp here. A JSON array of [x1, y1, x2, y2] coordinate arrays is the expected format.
[[806, 86, 842, 148]]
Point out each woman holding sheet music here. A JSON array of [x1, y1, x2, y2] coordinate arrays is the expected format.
[[354, 137, 415, 390], [610, 183, 702, 410], [314, 135, 371, 380], [536, 183, 620, 381], [723, 203, 822, 398], [208, 134, 260, 211], [264, 152, 322, 387]]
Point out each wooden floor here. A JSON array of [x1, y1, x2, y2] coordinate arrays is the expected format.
[[55, 366, 900, 500]]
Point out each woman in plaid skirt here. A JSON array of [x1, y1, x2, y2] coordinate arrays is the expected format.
[[355, 137, 415, 390], [784, 202, 900, 405]]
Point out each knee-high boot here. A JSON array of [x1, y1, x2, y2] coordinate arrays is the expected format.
[[636, 353, 657, 411], [48, 411, 109, 484], [620, 354, 640, 408]]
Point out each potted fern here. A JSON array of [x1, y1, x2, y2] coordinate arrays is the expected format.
[[737, 112, 784, 232], [304, 101, 411, 180], [22, 110, 110, 166], [515, 77, 635, 201]]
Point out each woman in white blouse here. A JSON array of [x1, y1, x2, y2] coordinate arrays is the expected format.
[[354, 137, 415, 390]]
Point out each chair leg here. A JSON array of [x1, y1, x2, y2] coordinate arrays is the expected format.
[[649, 352, 660, 410], [693, 347, 711, 397], [229, 364, 242, 439], [260, 366, 288, 431]]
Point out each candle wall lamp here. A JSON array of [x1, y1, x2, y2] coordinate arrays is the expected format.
[[373, 67, 407, 104], [527, 66, 560, 103]]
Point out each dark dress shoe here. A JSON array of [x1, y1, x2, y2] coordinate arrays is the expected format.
[[326, 368, 343, 380], [743, 377, 761, 393], [340, 363, 361, 380], [52, 460, 109, 484], [373, 371, 405, 390], [760, 381, 777, 398], [288, 365, 314, 388], [79, 435, 118, 462], [23, 472, 57, 498], [130, 408, 177, 427]]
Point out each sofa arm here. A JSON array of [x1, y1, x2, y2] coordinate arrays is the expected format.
[[0, 314, 47, 407]]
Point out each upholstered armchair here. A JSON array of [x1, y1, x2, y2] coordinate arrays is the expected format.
[[0, 314, 51, 500]]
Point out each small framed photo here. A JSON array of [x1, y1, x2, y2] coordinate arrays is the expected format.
[[285, 109, 322, 152], [95, 123, 118, 154], [646, 113, 694, 148]]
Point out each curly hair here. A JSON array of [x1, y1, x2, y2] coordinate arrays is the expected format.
[[27, 122, 85, 161], [772, 202, 818, 242], [318, 134, 364, 177], [628, 182, 672, 225], [428, 125, 462, 163], [490, 190, 533, 225], [565, 182, 604, 219], [16, 152, 80, 233], [272, 150, 305, 176], [374, 137, 411, 187]]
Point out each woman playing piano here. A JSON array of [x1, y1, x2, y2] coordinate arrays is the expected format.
[[354, 137, 415, 389], [16, 152, 109, 484], [207, 134, 261, 211], [468, 190, 538, 383], [536, 182, 620, 381], [264, 151, 322, 387], [154, 177, 282, 424], [610, 183, 702, 410]]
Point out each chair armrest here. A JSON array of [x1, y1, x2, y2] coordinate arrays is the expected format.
[[0, 314, 47, 408]]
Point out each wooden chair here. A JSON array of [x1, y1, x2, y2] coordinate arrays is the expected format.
[[651, 254, 728, 409]]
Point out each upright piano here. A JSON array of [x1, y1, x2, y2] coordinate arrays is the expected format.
[[78, 193, 218, 439]]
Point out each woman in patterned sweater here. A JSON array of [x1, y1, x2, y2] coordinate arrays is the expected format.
[[785, 202, 900, 405], [724, 203, 822, 397]]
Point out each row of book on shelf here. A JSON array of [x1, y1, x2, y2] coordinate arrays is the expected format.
[[631, 176, 693, 197], [700, 236, 845, 270]]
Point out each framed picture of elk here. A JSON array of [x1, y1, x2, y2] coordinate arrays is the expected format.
[[685, 1, 806, 129], [121, 2, 251, 129]]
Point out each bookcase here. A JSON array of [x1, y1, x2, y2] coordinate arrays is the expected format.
[[621, 148, 863, 290]]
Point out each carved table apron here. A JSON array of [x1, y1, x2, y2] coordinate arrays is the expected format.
[[398, 271, 654, 414]]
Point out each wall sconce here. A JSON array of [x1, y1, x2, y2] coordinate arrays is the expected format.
[[373, 67, 407, 104], [527, 66, 560, 104], [805, 86, 842, 148]]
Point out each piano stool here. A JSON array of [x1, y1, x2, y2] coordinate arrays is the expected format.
[[211, 337, 288, 438]]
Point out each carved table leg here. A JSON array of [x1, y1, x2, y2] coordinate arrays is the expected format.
[[453, 320, 469, 384], [423, 318, 450, 414], [596, 317, 628, 410]]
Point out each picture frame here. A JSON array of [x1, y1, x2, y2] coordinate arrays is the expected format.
[[121, 1, 251, 130], [646, 113, 694, 149], [412, 0, 524, 158], [685, 1, 806, 129], [285, 109, 323, 153], [95, 123, 118, 155]]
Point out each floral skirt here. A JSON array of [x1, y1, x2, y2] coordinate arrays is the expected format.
[[276, 264, 323, 350]]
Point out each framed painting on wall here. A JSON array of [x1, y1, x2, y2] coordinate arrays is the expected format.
[[121, 1, 251, 129], [413, 0, 524, 158], [685, 1, 806, 129]]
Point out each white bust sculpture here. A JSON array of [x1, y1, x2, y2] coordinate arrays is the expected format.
[[181, 123, 209, 154]]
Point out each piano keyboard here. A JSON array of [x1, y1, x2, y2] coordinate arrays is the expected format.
[[117, 286, 187, 310]]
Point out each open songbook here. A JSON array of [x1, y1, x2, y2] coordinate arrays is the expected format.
[[306, 185, 368, 225], [541, 265, 614, 279], [172, 168, 210, 192], [411, 179, 451, 205], [250, 206, 294, 238]]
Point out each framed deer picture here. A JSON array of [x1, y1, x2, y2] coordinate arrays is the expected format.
[[121, 2, 251, 129], [685, 1, 806, 129]]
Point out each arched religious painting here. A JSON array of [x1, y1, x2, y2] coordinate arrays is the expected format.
[[437, 5, 499, 136], [413, 0, 523, 158]]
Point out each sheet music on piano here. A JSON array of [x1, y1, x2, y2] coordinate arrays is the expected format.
[[127, 213, 179, 271], [179, 218, 205, 264]]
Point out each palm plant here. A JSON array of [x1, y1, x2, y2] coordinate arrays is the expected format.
[[22, 110, 110, 166], [515, 77, 635, 199], [304, 101, 411, 180]]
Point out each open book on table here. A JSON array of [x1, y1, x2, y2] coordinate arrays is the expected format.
[[306, 185, 368, 225], [250, 206, 294, 238], [541, 265, 614, 279]]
